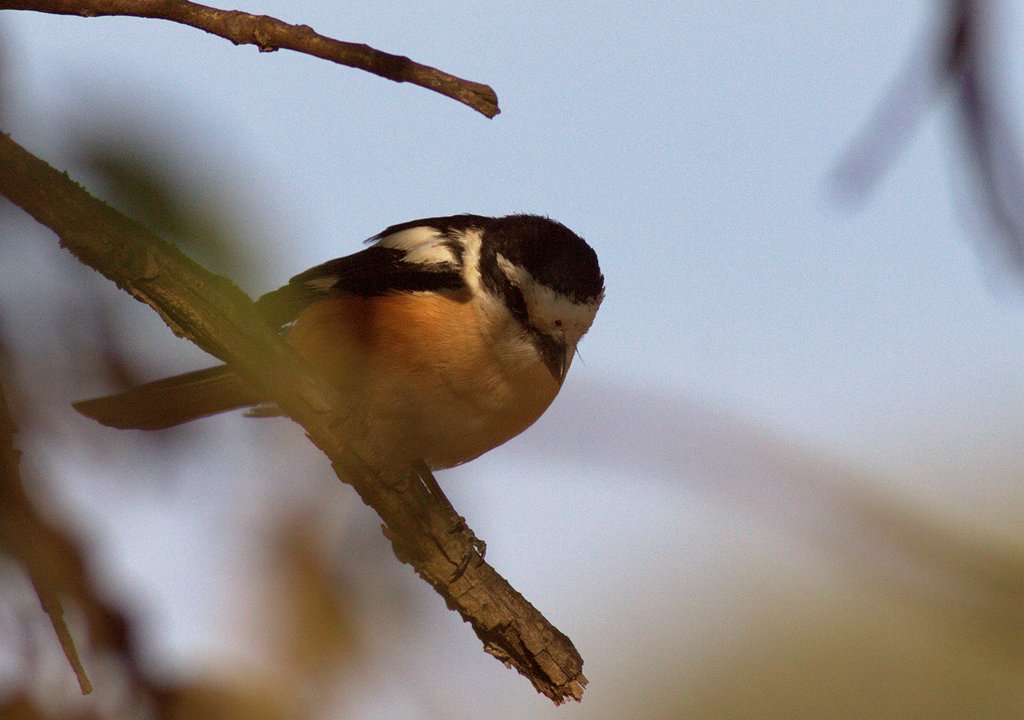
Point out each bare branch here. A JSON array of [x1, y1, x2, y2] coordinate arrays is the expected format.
[[0, 372, 168, 710], [28, 577, 93, 695], [0, 132, 585, 703], [831, 0, 1024, 277], [0, 381, 92, 695], [0, 0, 500, 117]]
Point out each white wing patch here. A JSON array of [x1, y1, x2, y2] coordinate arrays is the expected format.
[[304, 275, 339, 292], [374, 226, 458, 265], [459, 228, 484, 293]]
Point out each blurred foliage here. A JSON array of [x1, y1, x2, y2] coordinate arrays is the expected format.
[[834, 0, 1024, 281], [0, 451, 369, 719], [266, 514, 359, 681], [612, 585, 1024, 720], [74, 135, 257, 283]]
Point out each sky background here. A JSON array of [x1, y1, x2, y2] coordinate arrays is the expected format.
[[4, 2, 1024, 718]]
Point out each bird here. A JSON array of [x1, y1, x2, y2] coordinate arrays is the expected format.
[[74, 214, 605, 470]]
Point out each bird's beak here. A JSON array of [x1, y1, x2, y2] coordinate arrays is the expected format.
[[538, 333, 570, 385]]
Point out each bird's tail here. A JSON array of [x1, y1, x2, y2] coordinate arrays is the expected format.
[[73, 365, 260, 430]]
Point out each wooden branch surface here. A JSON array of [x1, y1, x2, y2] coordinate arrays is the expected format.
[[0, 133, 585, 703], [0, 0, 500, 117]]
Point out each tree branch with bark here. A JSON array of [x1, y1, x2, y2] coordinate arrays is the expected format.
[[0, 131, 586, 703], [0, 0, 500, 117]]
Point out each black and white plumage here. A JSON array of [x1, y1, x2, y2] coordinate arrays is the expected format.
[[74, 214, 604, 469]]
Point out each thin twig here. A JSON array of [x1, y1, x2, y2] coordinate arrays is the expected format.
[[29, 578, 93, 695], [0, 381, 92, 695], [831, 0, 1024, 277], [0, 132, 585, 703], [0, 0, 500, 117]]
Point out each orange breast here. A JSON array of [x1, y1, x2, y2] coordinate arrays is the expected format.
[[283, 292, 561, 468]]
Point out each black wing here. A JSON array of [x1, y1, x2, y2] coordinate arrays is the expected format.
[[255, 245, 465, 328], [369, 213, 491, 242]]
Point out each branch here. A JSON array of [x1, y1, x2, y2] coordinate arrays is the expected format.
[[830, 0, 1024, 277], [0, 370, 170, 710], [0, 132, 585, 703], [0, 0, 500, 118], [0, 380, 92, 694]]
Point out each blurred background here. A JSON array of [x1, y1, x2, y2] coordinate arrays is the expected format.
[[3, 1, 1024, 718]]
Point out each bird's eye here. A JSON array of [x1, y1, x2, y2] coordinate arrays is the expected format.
[[554, 319, 563, 327]]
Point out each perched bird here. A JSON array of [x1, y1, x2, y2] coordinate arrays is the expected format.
[[74, 214, 604, 469]]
